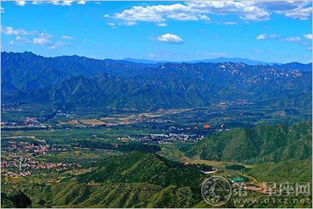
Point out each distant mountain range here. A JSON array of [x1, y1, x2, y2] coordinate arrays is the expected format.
[[187, 57, 275, 65], [2, 51, 312, 111], [124, 57, 313, 66], [124, 57, 275, 65]]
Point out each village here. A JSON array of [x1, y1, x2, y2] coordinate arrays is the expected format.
[[1, 137, 80, 178], [119, 133, 205, 143], [1, 116, 48, 130]]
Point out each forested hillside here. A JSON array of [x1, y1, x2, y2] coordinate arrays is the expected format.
[[2, 52, 311, 111], [181, 121, 312, 163]]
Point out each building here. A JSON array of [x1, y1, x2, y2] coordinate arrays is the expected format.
[[231, 177, 249, 183], [201, 168, 218, 174]]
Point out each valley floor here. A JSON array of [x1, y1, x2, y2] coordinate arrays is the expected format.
[[1, 106, 312, 208]]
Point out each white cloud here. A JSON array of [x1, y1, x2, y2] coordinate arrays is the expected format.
[[304, 34, 312, 40], [16, 35, 29, 42], [61, 35, 73, 40], [256, 34, 279, 40], [107, 1, 311, 26], [271, 3, 312, 20], [157, 33, 184, 44], [32, 1, 40, 5], [51, 1, 73, 6], [15, 1, 26, 6], [250, 1, 312, 20], [1, 6, 5, 13], [279, 7, 312, 20], [257, 33, 310, 46], [110, 3, 212, 24], [32, 37, 50, 45], [30, 1, 87, 6], [61, 1, 73, 6], [77, 1, 86, 5], [2, 25, 69, 49], [50, 41, 66, 49], [221, 21, 237, 25], [256, 34, 266, 40], [125, 21, 136, 26], [157, 23, 168, 27], [188, 1, 269, 21], [1, 26, 29, 35], [107, 1, 269, 25], [284, 36, 301, 43], [107, 22, 116, 27]]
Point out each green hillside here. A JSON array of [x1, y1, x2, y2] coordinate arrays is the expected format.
[[245, 160, 312, 183], [2, 135, 312, 208], [77, 151, 204, 187], [2, 182, 202, 208], [181, 121, 312, 163], [1, 152, 205, 208], [1, 191, 32, 208]]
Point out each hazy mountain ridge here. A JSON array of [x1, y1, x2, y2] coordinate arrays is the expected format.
[[123, 57, 274, 65], [2, 52, 312, 111]]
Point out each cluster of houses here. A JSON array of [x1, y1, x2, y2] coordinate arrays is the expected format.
[[123, 133, 205, 143], [3, 140, 51, 155], [1, 138, 81, 178], [2, 158, 81, 178], [2, 171, 32, 178]]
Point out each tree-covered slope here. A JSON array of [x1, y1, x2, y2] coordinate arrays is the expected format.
[[181, 121, 312, 163], [14, 74, 209, 110], [2, 140, 311, 208], [1, 152, 205, 208], [77, 151, 204, 187], [1, 191, 32, 208], [2, 182, 201, 208], [245, 160, 312, 183], [1, 51, 150, 96], [2, 52, 311, 111]]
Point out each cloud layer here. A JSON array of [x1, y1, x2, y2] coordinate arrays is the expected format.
[[12, 1, 312, 26], [15, 1, 87, 6], [1, 26, 71, 49], [105, 1, 312, 26], [256, 33, 311, 47]]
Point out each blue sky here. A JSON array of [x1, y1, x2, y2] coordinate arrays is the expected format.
[[1, 1, 312, 63]]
